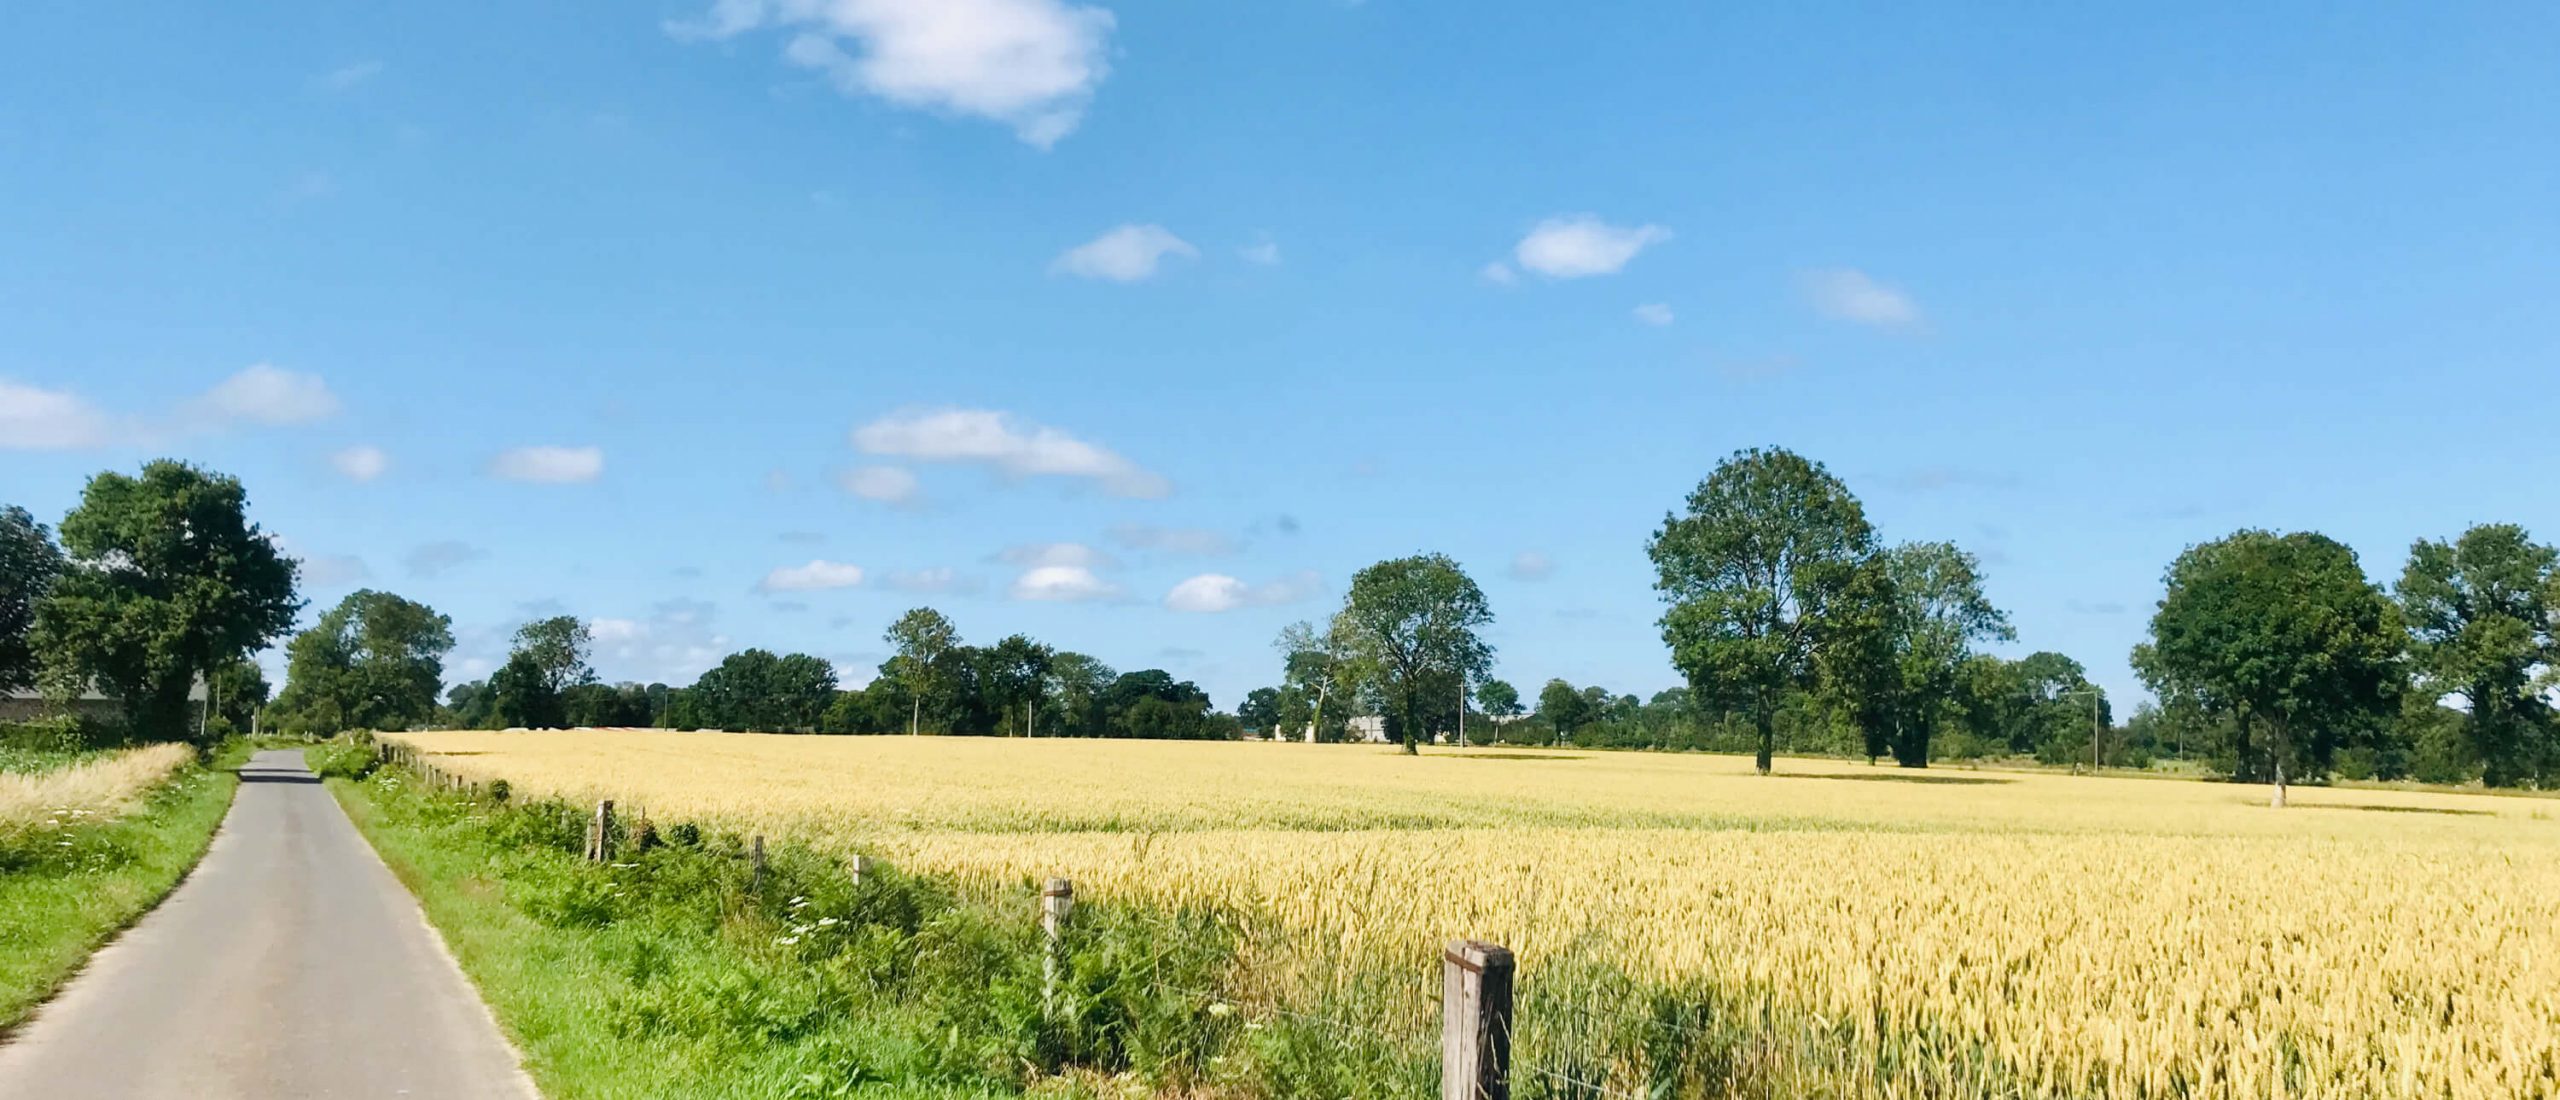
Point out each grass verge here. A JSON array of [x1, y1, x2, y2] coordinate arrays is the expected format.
[[322, 744, 1256, 1100], [0, 740, 246, 1033]]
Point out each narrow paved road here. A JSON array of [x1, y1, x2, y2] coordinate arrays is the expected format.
[[0, 749, 538, 1099]]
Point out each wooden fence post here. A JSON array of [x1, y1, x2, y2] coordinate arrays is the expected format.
[[849, 855, 872, 886], [749, 835, 767, 893], [1041, 878, 1074, 1016], [589, 800, 615, 862], [1441, 940, 1514, 1100]]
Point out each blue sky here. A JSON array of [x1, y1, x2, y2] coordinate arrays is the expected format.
[[5, 2, 2556, 711]]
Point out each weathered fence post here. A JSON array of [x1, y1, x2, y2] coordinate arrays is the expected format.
[[1441, 940, 1515, 1100], [749, 835, 767, 893], [588, 800, 615, 862], [1041, 878, 1074, 1016], [849, 855, 872, 886]]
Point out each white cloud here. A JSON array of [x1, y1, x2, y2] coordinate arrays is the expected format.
[[1512, 215, 1670, 278], [331, 444, 389, 482], [853, 408, 1168, 497], [316, 60, 383, 92], [1239, 238, 1281, 266], [1052, 224, 1197, 282], [1801, 268, 1923, 330], [489, 445, 604, 484], [997, 541, 1117, 570], [585, 598, 731, 684], [1478, 261, 1516, 286], [669, 0, 1115, 148], [759, 559, 867, 592], [1010, 564, 1118, 602], [1108, 523, 1236, 556], [1163, 573, 1246, 613], [1632, 303, 1674, 326], [1163, 570, 1321, 613], [836, 464, 920, 504], [0, 381, 114, 450], [1510, 551, 1554, 581], [1, 365, 339, 451], [270, 534, 369, 588]]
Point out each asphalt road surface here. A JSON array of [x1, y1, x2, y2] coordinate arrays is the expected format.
[[0, 749, 539, 1099]]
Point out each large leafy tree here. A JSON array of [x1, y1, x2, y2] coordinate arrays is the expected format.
[[33, 462, 301, 739], [1538, 678, 1593, 745], [983, 633, 1055, 736], [271, 589, 455, 734], [689, 648, 837, 732], [1040, 650, 1116, 737], [1868, 542, 2014, 767], [2397, 523, 2559, 787], [1237, 687, 1284, 736], [1274, 618, 1353, 744], [1337, 554, 1494, 754], [1648, 447, 1878, 774], [884, 607, 958, 735], [0, 505, 64, 694], [1100, 669, 1219, 739], [492, 616, 594, 729], [2134, 530, 2405, 806], [1475, 679, 1523, 720]]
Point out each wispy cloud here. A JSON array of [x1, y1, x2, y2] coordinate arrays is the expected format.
[[1800, 268, 1923, 330], [853, 408, 1168, 497], [1108, 523, 1236, 556], [1009, 564, 1119, 602], [330, 445, 389, 482], [759, 559, 866, 592], [488, 445, 604, 484], [0, 365, 341, 451], [404, 540, 486, 579], [1052, 224, 1197, 282], [315, 60, 383, 92], [835, 464, 921, 504], [1162, 570, 1321, 613], [1632, 303, 1674, 326], [1509, 552, 1554, 581], [1508, 215, 1669, 279]]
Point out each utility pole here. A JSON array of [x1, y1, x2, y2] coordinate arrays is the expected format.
[[1457, 674, 1467, 748]]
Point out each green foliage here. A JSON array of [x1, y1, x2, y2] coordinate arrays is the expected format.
[[30, 461, 302, 740], [305, 732, 382, 781], [884, 608, 960, 736], [1648, 446, 1878, 773], [688, 650, 839, 732], [0, 504, 64, 695], [1475, 678, 1523, 720], [2397, 524, 2560, 788], [270, 589, 455, 735], [1336, 554, 1495, 753], [334, 762, 1244, 1096], [1539, 678, 1596, 745], [2136, 529, 2406, 797], [490, 616, 596, 729]]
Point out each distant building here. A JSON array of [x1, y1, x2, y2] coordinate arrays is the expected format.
[[2, 680, 210, 725]]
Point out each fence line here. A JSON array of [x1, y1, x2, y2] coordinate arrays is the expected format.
[[375, 739, 1749, 1100]]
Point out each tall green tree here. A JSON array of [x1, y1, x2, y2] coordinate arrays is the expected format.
[[491, 616, 594, 729], [271, 589, 455, 734], [884, 607, 958, 735], [1041, 651, 1116, 737], [2134, 530, 2405, 806], [1238, 687, 1284, 736], [983, 633, 1055, 736], [33, 462, 301, 739], [1475, 679, 1523, 720], [689, 648, 837, 731], [1871, 541, 2014, 767], [2397, 523, 2560, 787], [1337, 554, 1494, 753], [1538, 678, 1593, 745], [1275, 618, 1352, 744], [1648, 447, 1878, 774], [0, 505, 63, 694], [205, 656, 270, 732]]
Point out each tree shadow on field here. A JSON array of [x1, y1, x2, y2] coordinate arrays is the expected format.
[[2288, 802, 2488, 817], [1768, 772, 2015, 786]]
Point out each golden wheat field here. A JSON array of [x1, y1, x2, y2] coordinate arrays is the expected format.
[[392, 730, 2560, 1098], [0, 743, 193, 832]]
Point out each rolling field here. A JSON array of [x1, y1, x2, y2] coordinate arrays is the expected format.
[[392, 730, 2560, 1098]]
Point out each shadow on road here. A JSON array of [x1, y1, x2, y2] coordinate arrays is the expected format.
[[239, 769, 321, 786]]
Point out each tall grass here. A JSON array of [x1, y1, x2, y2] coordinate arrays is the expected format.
[[0, 743, 193, 833]]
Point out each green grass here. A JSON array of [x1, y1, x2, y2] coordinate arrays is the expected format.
[[325, 753, 1252, 1100], [0, 741, 244, 1033]]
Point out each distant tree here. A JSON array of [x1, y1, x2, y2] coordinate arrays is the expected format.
[[1337, 554, 1495, 753], [1869, 542, 2014, 767], [491, 616, 594, 729], [271, 589, 456, 734], [34, 462, 301, 739], [2135, 530, 2405, 806], [2397, 524, 2560, 788], [983, 634, 1055, 736], [885, 608, 959, 735], [443, 680, 496, 729], [205, 657, 270, 733], [690, 648, 838, 731], [1648, 447, 1878, 774], [563, 682, 653, 728], [1042, 651, 1116, 737], [0, 505, 63, 695], [1539, 679, 1593, 745], [1276, 619, 1353, 744], [1100, 670, 1219, 739], [1475, 679, 1523, 720], [1238, 687, 1284, 735]]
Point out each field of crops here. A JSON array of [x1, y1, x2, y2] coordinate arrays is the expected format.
[[392, 730, 2560, 1098], [0, 742, 193, 834]]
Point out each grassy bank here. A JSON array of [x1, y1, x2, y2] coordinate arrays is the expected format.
[[0, 741, 244, 1032], [321, 743, 1278, 1100]]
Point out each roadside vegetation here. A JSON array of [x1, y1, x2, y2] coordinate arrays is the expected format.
[[0, 727, 243, 1031]]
